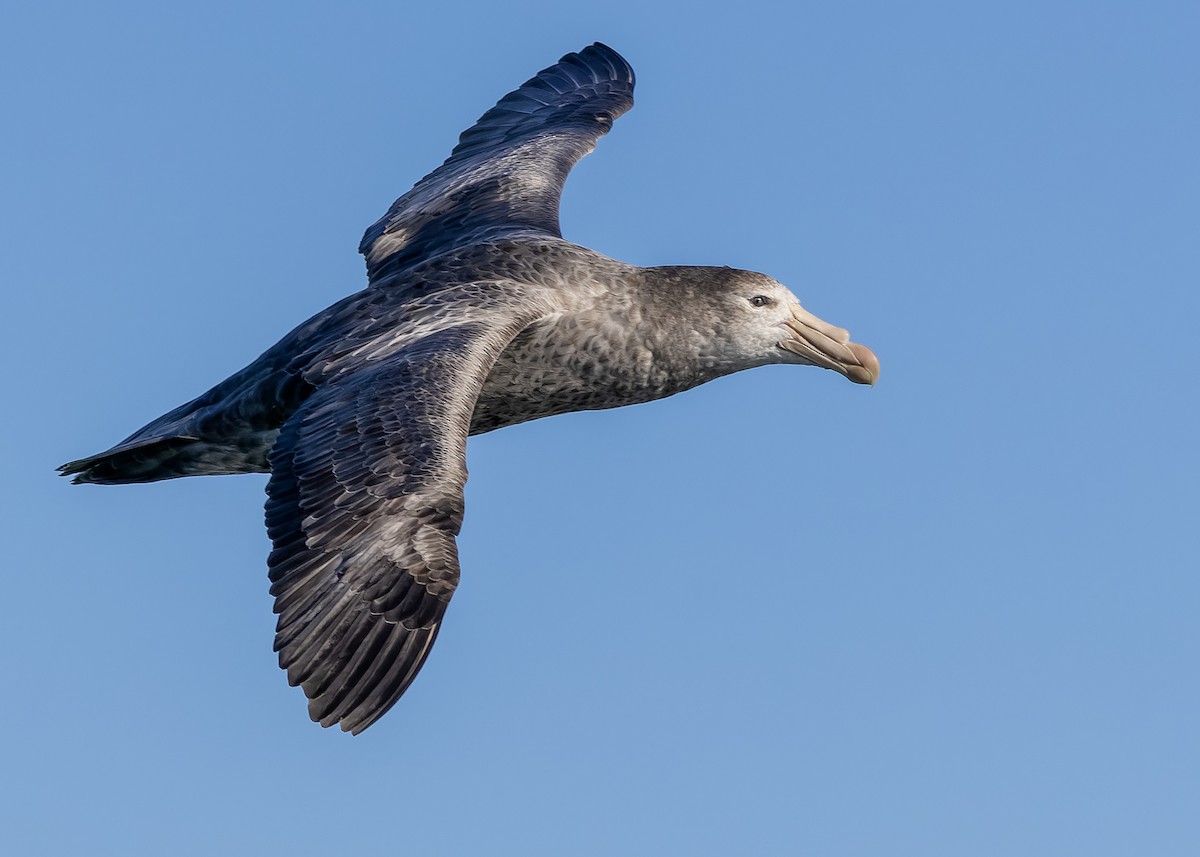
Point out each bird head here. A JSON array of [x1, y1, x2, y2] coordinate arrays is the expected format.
[[685, 269, 879, 385]]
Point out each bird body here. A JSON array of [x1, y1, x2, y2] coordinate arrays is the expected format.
[[61, 44, 878, 733]]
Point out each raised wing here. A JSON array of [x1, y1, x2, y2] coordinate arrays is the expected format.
[[359, 42, 635, 287], [265, 296, 546, 734]]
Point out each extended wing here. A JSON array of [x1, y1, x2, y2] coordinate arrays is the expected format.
[[359, 43, 635, 287], [266, 292, 548, 733]]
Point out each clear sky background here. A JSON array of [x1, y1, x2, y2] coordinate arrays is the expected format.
[[4, 2, 1197, 855]]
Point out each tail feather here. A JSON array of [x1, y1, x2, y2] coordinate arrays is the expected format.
[[58, 436, 201, 485]]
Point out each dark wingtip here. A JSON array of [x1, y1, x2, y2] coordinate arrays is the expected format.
[[571, 42, 635, 87]]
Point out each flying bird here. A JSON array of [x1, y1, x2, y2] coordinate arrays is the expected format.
[[60, 43, 879, 734]]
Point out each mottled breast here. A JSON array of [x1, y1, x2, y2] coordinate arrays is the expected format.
[[470, 291, 708, 435]]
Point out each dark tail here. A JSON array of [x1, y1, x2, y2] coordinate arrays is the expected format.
[[58, 436, 201, 485]]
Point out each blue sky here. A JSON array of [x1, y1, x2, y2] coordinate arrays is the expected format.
[[4, 2, 1197, 854]]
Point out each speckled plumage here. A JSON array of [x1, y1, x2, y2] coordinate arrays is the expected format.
[[60, 43, 878, 734]]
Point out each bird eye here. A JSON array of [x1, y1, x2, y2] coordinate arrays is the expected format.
[[749, 295, 773, 308]]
